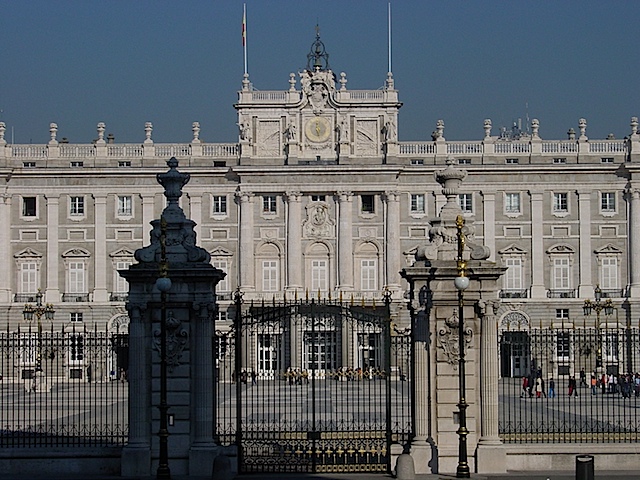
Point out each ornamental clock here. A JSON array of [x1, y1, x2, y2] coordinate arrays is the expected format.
[[305, 116, 331, 143]]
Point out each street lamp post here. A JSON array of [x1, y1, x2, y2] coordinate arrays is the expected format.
[[583, 286, 614, 373], [155, 216, 172, 480], [454, 215, 470, 479], [22, 290, 55, 391]]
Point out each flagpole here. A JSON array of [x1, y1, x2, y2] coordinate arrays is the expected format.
[[387, 2, 392, 74], [243, 3, 248, 76]]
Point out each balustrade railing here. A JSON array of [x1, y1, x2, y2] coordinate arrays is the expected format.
[[399, 142, 435, 155]]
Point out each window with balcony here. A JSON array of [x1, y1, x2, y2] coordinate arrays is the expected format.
[[360, 259, 377, 291], [212, 260, 229, 292], [262, 260, 278, 292], [19, 262, 38, 295], [311, 259, 328, 292]]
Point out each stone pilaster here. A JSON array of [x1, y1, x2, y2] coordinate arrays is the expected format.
[[577, 190, 593, 297], [384, 191, 401, 291], [189, 193, 202, 242], [0, 195, 11, 302], [121, 304, 151, 476], [475, 300, 506, 473], [627, 187, 640, 296], [93, 194, 108, 302], [45, 194, 60, 303], [285, 192, 303, 292], [530, 192, 546, 297], [481, 191, 496, 262], [237, 191, 255, 291], [336, 191, 354, 291], [141, 194, 155, 244]]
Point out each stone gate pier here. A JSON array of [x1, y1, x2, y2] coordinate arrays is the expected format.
[[120, 158, 225, 477], [401, 158, 507, 475]]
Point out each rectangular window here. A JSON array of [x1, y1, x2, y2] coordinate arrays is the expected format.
[[212, 195, 227, 215], [361, 195, 375, 214], [553, 258, 570, 290], [262, 260, 278, 291], [410, 194, 425, 213], [553, 157, 567, 164], [212, 260, 229, 292], [361, 259, 377, 291], [556, 308, 570, 320], [601, 157, 614, 164], [601, 192, 616, 212], [504, 193, 521, 214], [70, 161, 84, 168], [601, 257, 618, 290], [213, 161, 226, 168], [458, 158, 471, 165], [603, 332, 619, 362], [505, 158, 519, 164], [118, 195, 132, 216], [505, 257, 522, 290], [20, 262, 37, 294], [553, 192, 568, 212], [410, 159, 424, 165], [556, 331, 570, 361], [70, 196, 84, 216], [311, 260, 328, 292], [118, 161, 131, 167], [23, 162, 36, 168], [70, 312, 83, 323], [262, 195, 277, 213], [115, 261, 131, 293], [216, 310, 228, 323], [69, 334, 84, 363], [458, 193, 473, 213], [22, 197, 36, 217], [311, 195, 326, 202], [68, 262, 85, 294]]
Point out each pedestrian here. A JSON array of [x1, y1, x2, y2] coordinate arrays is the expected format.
[[580, 367, 587, 387], [521, 376, 529, 398], [251, 370, 256, 385], [548, 377, 555, 398], [535, 377, 542, 398], [568, 376, 578, 397], [591, 375, 597, 395]]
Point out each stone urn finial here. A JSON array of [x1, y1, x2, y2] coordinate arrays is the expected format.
[[435, 157, 467, 220]]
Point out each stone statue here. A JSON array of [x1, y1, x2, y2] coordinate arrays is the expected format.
[[238, 120, 252, 142], [285, 121, 297, 142]]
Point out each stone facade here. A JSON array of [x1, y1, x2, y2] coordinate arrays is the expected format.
[[0, 36, 639, 411]]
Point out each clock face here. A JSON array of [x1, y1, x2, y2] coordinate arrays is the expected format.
[[305, 117, 331, 143]]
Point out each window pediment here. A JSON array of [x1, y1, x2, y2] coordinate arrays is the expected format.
[[62, 248, 90, 258], [210, 246, 233, 257], [14, 247, 43, 259], [546, 244, 575, 255], [110, 247, 135, 258], [498, 244, 528, 256], [594, 243, 622, 256]]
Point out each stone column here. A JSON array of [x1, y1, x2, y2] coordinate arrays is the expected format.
[[384, 191, 401, 291], [121, 304, 152, 476], [285, 192, 303, 292], [475, 300, 506, 472], [237, 192, 255, 291], [0, 195, 11, 302], [45, 194, 60, 303], [577, 190, 593, 297], [336, 191, 354, 291], [481, 191, 496, 262], [627, 187, 640, 296], [93, 194, 108, 302], [530, 192, 545, 297]]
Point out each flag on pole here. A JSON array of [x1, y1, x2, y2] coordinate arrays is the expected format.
[[242, 4, 246, 47]]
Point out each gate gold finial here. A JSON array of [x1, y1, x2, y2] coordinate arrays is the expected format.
[[339, 291, 343, 304]]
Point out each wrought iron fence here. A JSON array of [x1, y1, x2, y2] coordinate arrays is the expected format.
[[0, 324, 129, 447], [499, 325, 640, 443]]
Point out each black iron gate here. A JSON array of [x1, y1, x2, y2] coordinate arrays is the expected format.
[[216, 293, 412, 474]]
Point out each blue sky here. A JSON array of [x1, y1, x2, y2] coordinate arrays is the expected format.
[[0, 1, 637, 144]]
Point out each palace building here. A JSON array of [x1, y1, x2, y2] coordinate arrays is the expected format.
[[1, 32, 640, 384]]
